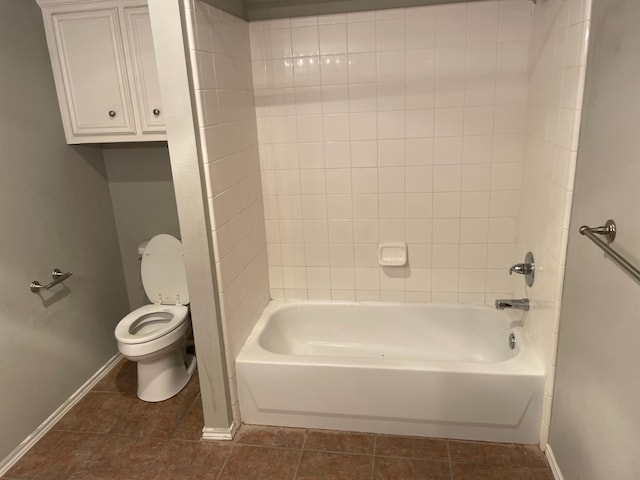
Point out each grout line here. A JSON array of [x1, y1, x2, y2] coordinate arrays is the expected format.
[[370, 434, 377, 480], [214, 443, 233, 480], [447, 438, 454, 480], [292, 429, 308, 479]]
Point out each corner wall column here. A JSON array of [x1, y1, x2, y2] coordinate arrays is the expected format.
[[147, 0, 233, 431]]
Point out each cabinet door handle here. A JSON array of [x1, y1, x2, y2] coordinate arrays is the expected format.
[[152, 108, 160, 117], [108, 110, 116, 118]]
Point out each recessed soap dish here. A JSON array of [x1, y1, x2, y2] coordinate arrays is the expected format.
[[378, 243, 407, 267]]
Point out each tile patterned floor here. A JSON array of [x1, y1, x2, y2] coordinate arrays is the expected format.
[[3, 359, 553, 480]]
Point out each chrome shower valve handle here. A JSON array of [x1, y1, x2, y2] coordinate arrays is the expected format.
[[509, 263, 532, 275], [508, 252, 535, 287]]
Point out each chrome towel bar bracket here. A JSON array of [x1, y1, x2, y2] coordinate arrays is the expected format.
[[30, 268, 73, 293], [579, 219, 616, 243], [579, 220, 640, 282]]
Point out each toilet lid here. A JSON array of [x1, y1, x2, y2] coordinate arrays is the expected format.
[[141, 234, 189, 305]]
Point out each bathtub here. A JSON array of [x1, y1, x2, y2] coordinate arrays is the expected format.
[[236, 301, 544, 443]]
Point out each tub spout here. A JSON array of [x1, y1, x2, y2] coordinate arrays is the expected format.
[[495, 298, 529, 311]]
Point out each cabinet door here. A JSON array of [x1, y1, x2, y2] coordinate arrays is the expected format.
[[123, 6, 165, 133], [50, 8, 136, 137]]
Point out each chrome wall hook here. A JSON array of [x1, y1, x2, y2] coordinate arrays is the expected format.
[[31, 268, 73, 293]]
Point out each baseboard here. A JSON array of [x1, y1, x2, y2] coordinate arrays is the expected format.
[[546, 444, 565, 480], [202, 421, 238, 441], [0, 352, 123, 477]]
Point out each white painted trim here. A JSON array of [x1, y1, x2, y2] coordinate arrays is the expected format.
[[202, 421, 237, 441], [0, 353, 123, 477], [546, 444, 565, 480]]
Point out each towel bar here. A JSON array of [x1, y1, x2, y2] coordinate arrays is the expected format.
[[579, 220, 640, 282]]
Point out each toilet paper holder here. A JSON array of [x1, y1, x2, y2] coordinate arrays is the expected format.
[[30, 268, 73, 293]]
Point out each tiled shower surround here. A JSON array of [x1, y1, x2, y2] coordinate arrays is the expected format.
[[251, 0, 535, 303], [517, 0, 592, 444], [185, 0, 591, 446], [185, 2, 270, 425]]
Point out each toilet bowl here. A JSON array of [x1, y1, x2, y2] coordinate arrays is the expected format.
[[114, 234, 196, 402]]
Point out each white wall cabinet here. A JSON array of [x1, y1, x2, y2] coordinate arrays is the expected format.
[[37, 0, 166, 143]]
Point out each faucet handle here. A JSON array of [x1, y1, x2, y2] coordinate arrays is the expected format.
[[509, 263, 532, 275], [509, 263, 525, 275], [508, 252, 535, 286]]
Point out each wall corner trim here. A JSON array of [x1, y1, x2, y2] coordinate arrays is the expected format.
[[0, 353, 123, 477], [202, 421, 238, 441], [545, 444, 565, 480]]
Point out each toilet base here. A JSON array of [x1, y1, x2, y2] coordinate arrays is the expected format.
[[137, 350, 197, 402]]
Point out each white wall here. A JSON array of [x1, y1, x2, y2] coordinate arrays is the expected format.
[[549, 0, 640, 477], [103, 143, 181, 310], [251, 0, 534, 303], [0, 0, 129, 461], [517, 0, 592, 444], [185, 0, 270, 424]]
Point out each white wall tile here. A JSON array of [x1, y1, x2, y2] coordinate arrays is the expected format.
[[320, 54, 349, 84], [252, 1, 534, 303], [324, 141, 350, 168], [348, 21, 375, 53], [435, 6, 468, 48], [348, 53, 377, 83], [406, 12, 436, 49], [377, 51, 406, 82], [320, 23, 347, 54], [351, 140, 378, 167], [406, 138, 434, 166], [377, 19, 406, 51], [190, 3, 270, 428], [349, 84, 377, 112]]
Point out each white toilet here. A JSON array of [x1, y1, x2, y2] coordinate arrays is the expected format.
[[115, 234, 196, 402]]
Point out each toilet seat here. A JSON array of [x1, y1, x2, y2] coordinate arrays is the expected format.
[[115, 304, 188, 345]]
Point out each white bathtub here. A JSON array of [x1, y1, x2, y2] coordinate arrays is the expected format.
[[236, 301, 544, 443]]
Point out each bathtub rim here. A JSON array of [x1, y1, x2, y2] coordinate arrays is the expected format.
[[237, 299, 545, 376]]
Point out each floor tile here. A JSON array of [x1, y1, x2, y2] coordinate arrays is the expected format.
[[218, 445, 299, 480], [3, 354, 553, 480], [375, 435, 449, 460], [525, 468, 555, 480], [494, 466, 536, 480], [522, 445, 549, 468], [373, 456, 451, 480], [305, 430, 374, 454], [110, 386, 199, 438], [449, 440, 527, 466], [53, 392, 127, 434], [483, 443, 527, 466], [92, 359, 137, 394], [234, 424, 306, 448], [154, 440, 231, 479], [296, 451, 372, 480], [186, 368, 199, 388], [451, 463, 496, 480], [5, 431, 100, 480], [172, 397, 205, 441], [68, 436, 169, 480]]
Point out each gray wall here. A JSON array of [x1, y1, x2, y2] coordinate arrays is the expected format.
[[205, 0, 244, 18], [244, 0, 474, 20], [203, 0, 480, 21], [549, 0, 640, 478], [103, 144, 181, 310], [0, 0, 129, 461]]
